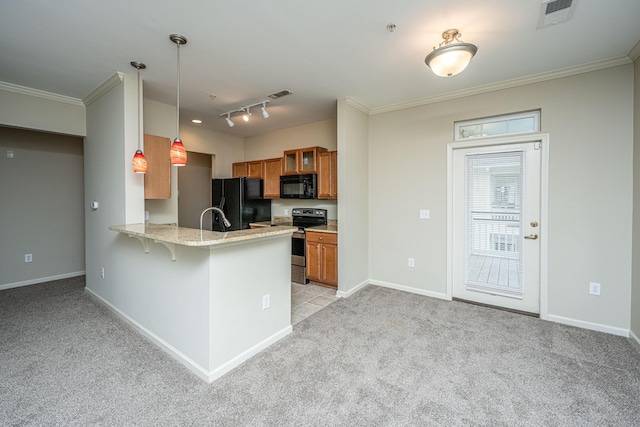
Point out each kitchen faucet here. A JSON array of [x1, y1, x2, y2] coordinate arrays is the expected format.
[[200, 206, 231, 232]]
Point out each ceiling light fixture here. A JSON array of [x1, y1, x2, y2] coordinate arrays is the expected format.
[[424, 29, 477, 77], [169, 34, 188, 166], [130, 61, 147, 174], [220, 100, 271, 126]]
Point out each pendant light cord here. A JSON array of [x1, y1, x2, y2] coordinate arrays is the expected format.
[[176, 42, 180, 138], [137, 68, 141, 150]]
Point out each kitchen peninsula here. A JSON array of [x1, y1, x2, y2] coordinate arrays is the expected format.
[[94, 223, 297, 383]]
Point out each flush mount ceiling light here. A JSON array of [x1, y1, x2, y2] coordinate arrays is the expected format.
[[424, 29, 477, 77], [169, 33, 187, 166], [220, 100, 270, 126], [130, 61, 147, 174]]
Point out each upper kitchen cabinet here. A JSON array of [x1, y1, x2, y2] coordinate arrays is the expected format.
[[318, 151, 337, 199], [262, 157, 282, 199], [282, 146, 327, 175], [233, 161, 264, 178], [232, 162, 248, 178], [144, 134, 171, 199]]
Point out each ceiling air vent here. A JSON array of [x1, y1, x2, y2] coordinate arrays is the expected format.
[[268, 89, 293, 100], [537, 0, 575, 29]]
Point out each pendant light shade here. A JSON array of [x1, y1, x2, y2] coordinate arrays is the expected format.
[[130, 61, 147, 173], [132, 149, 148, 173], [425, 29, 477, 77], [170, 137, 187, 166], [170, 34, 188, 166]]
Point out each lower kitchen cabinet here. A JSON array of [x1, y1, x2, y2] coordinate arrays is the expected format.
[[306, 231, 337, 289]]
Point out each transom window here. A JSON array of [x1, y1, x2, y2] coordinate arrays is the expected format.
[[455, 110, 540, 141]]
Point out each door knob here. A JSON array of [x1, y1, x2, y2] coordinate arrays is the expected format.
[[524, 234, 539, 240]]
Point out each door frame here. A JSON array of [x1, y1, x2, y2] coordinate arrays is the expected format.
[[446, 133, 550, 319]]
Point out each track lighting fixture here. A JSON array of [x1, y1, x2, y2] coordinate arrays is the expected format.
[[220, 100, 271, 126]]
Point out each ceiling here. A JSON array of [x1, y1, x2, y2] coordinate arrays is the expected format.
[[1, 0, 639, 138]]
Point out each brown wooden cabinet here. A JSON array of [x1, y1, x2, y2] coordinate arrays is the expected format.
[[232, 161, 263, 178], [262, 157, 282, 199], [282, 146, 327, 175], [305, 231, 337, 289], [232, 162, 248, 178], [144, 134, 171, 199], [318, 151, 337, 199]]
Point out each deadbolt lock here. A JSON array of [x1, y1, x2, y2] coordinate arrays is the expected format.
[[530, 221, 539, 227]]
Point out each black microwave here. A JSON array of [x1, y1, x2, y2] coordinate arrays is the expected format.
[[280, 173, 317, 199]]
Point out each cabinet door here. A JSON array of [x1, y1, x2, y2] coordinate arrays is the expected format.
[[247, 160, 263, 178], [330, 151, 338, 198], [263, 157, 282, 199], [283, 150, 299, 174], [232, 162, 248, 178], [306, 241, 321, 282], [321, 243, 338, 286], [144, 134, 171, 199], [317, 151, 332, 199]]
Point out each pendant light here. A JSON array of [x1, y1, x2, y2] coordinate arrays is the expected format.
[[131, 61, 147, 173], [170, 34, 187, 166], [424, 29, 477, 77]]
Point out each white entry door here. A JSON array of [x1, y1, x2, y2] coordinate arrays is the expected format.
[[452, 140, 541, 314]]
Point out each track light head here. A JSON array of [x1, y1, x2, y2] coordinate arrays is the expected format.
[[225, 114, 235, 127], [261, 103, 270, 119], [242, 108, 251, 122]]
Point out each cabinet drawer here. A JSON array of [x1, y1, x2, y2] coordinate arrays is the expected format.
[[306, 231, 337, 245]]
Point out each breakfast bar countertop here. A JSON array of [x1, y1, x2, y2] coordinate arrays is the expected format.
[[110, 223, 298, 247]]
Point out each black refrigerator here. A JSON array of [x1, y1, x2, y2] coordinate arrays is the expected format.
[[211, 177, 271, 231]]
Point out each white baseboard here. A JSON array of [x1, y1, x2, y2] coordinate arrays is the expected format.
[[207, 326, 292, 383], [85, 287, 292, 383], [547, 314, 629, 337], [368, 279, 449, 301], [336, 279, 369, 298], [0, 271, 85, 291]]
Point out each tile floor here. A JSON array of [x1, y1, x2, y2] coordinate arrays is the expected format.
[[291, 282, 338, 325]]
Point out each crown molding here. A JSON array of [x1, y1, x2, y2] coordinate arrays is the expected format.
[[628, 38, 640, 62], [345, 97, 371, 115], [0, 81, 84, 106], [370, 56, 632, 115], [82, 72, 125, 106]]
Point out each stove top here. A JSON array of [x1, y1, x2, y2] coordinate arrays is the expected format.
[[292, 208, 328, 229]]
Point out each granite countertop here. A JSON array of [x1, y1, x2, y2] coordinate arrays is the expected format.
[[110, 223, 298, 247], [306, 224, 338, 234]]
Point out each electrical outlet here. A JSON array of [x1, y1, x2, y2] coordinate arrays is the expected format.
[[24, 253, 32, 263], [419, 210, 430, 219], [589, 282, 601, 296], [284, 209, 289, 216], [100, 267, 105, 279], [7, 150, 14, 159], [408, 258, 415, 267], [262, 294, 271, 309]]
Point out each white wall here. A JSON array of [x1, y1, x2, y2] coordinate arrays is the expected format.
[[632, 55, 640, 341], [0, 127, 85, 288], [244, 119, 338, 219], [143, 99, 244, 225], [336, 99, 370, 295], [369, 65, 634, 333], [0, 84, 86, 136]]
